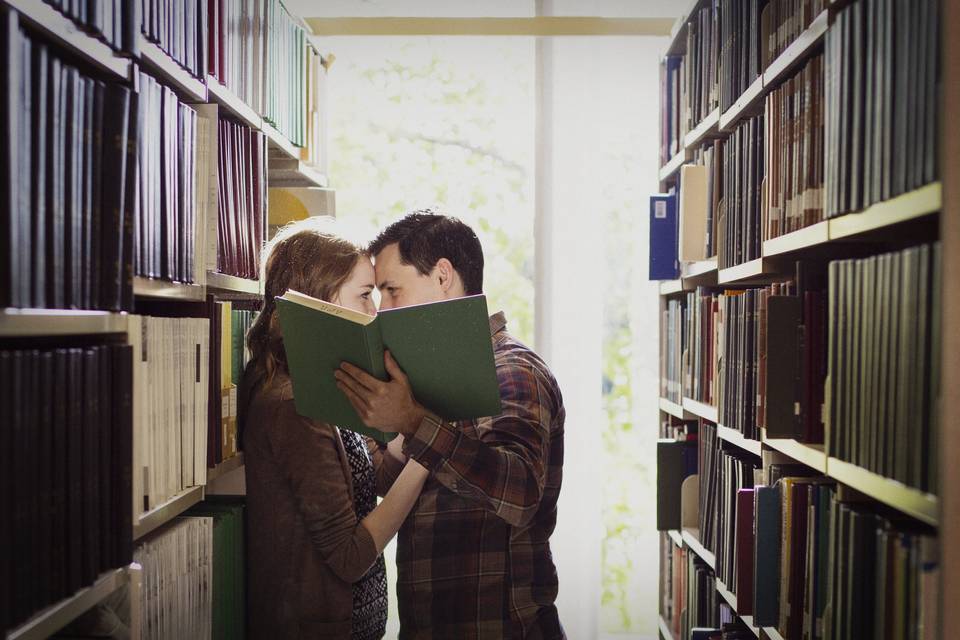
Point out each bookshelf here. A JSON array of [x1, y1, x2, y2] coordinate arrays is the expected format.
[[267, 157, 331, 189], [681, 528, 716, 570], [658, 615, 676, 640], [656, 0, 946, 635], [133, 485, 205, 541], [133, 277, 206, 302], [0, 309, 130, 337], [207, 453, 245, 483], [206, 271, 264, 297], [206, 76, 264, 130], [4, 0, 131, 81], [658, 150, 690, 182], [5, 566, 136, 640], [263, 121, 301, 159], [667, 529, 684, 548], [136, 36, 207, 102]]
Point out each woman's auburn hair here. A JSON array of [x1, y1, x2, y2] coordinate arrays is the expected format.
[[245, 217, 366, 390]]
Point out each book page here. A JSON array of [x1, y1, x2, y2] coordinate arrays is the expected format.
[[280, 289, 376, 326]]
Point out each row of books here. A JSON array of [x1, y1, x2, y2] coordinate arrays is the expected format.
[[0, 342, 133, 635], [718, 114, 764, 269], [717, 0, 765, 112], [762, 0, 827, 64], [133, 499, 246, 640], [215, 118, 267, 280], [43, 0, 138, 53], [302, 45, 328, 170], [127, 315, 209, 518], [262, 0, 309, 148], [764, 54, 824, 240], [1, 12, 136, 311], [141, 0, 206, 79], [136, 71, 200, 284], [827, 243, 941, 494], [661, 540, 722, 639], [660, 297, 684, 404], [684, 2, 718, 129], [660, 56, 688, 166], [825, 0, 940, 218]]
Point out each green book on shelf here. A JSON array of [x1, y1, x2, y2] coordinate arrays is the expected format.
[[276, 290, 501, 442]]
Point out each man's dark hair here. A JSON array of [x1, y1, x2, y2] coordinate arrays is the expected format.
[[369, 210, 485, 295]]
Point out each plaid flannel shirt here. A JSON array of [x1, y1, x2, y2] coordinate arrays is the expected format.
[[370, 311, 566, 639]]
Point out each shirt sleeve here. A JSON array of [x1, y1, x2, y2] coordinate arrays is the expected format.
[[267, 399, 379, 583], [402, 362, 552, 528], [365, 436, 406, 497]]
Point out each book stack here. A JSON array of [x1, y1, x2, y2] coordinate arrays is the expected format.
[[41, 0, 138, 53], [684, 287, 719, 407], [134, 516, 213, 639], [718, 0, 765, 112], [1, 13, 137, 311], [126, 315, 210, 518], [140, 0, 207, 79], [136, 71, 200, 284], [684, 2, 719, 127], [215, 118, 267, 279], [719, 115, 765, 269], [0, 342, 133, 633], [660, 55, 688, 166], [763, 55, 824, 239], [208, 0, 262, 112], [761, 0, 827, 66], [827, 244, 941, 494], [825, 0, 939, 218], [262, 0, 307, 147], [660, 297, 684, 404]]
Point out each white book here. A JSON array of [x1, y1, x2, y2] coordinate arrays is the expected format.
[[678, 164, 710, 262]]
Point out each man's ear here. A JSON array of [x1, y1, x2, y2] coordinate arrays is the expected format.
[[435, 258, 455, 292]]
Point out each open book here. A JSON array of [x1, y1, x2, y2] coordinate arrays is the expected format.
[[275, 290, 502, 441]]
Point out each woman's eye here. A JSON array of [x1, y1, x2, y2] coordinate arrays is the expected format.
[[361, 292, 370, 299]]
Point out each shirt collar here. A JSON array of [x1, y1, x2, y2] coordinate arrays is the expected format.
[[489, 311, 507, 336]]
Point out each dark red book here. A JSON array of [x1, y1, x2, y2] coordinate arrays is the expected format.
[[735, 487, 755, 614]]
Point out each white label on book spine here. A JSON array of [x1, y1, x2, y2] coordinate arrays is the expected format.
[[655, 200, 667, 219]]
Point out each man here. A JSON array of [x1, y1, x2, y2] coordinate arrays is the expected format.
[[334, 211, 566, 639]]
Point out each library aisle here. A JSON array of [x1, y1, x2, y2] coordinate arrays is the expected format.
[[1, 1, 958, 639]]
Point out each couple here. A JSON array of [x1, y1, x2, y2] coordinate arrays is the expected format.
[[240, 211, 567, 639]]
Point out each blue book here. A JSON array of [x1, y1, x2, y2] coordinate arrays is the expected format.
[[649, 193, 680, 280]]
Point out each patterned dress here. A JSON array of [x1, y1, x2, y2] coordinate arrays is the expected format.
[[339, 428, 388, 640]]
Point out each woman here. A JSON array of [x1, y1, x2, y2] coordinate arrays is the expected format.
[[240, 219, 426, 639]]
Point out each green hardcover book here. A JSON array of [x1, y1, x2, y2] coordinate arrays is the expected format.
[[276, 290, 501, 442]]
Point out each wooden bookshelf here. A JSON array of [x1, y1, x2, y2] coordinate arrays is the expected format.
[[760, 432, 827, 473], [658, 150, 690, 182], [659, 397, 691, 420], [133, 277, 206, 302], [828, 182, 941, 240], [5, 566, 132, 640], [658, 615, 676, 640], [267, 157, 330, 189], [681, 258, 718, 284], [684, 108, 720, 150], [658, 279, 685, 295], [5, 0, 131, 81], [137, 36, 207, 102], [133, 485, 205, 541], [262, 121, 301, 159], [682, 396, 718, 423], [206, 76, 263, 130], [718, 75, 764, 132], [667, 529, 684, 548], [763, 626, 787, 640], [716, 424, 762, 457], [762, 11, 829, 87], [762, 220, 830, 257], [207, 453, 245, 483], [717, 258, 784, 285], [826, 457, 938, 526], [681, 528, 716, 569], [0, 309, 129, 337], [205, 271, 263, 297]]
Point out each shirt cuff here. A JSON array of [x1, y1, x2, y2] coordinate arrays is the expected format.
[[402, 412, 458, 472]]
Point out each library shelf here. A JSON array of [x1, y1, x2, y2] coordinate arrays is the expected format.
[[0, 309, 129, 337], [715, 579, 761, 638], [658, 150, 690, 182], [826, 457, 938, 527], [716, 423, 763, 457], [658, 615, 676, 640], [262, 121, 301, 160], [717, 257, 784, 285], [682, 396, 718, 423], [760, 433, 827, 473], [828, 182, 942, 241], [761, 10, 829, 88], [136, 36, 207, 103], [667, 529, 684, 548], [133, 485, 205, 541], [683, 108, 720, 151], [205, 271, 263, 297], [763, 626, 787, 640], [207, 453, 244, 483], [206, 76, 263, 130], [133, 277, 206, 302], [718, 75, 764, 132], [658, 279, 685, 296], [5, 566, 133, 640], [659, 397, 691, 420], [681, 527, 716, 570], [5, 0, 131, 81], [681, 258, 719, 284], [267, 157, 330, 189], [761, 219, 830, 257]]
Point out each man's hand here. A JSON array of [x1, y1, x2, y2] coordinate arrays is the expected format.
[[335, 350, 427, 437]]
